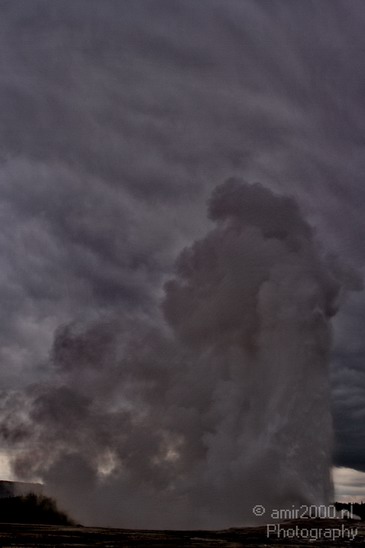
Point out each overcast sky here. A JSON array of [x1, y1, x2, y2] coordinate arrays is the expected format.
[[0, 0, 364, 522]]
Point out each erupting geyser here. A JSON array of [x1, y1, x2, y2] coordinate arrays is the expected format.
[[0, 180, 359, 529]]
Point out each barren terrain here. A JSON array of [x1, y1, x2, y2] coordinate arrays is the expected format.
[[0, 519, 363, 547]]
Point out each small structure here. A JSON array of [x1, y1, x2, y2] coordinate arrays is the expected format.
[[0, 481, 43, 498]]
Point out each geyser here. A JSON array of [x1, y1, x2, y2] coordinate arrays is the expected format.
[[0, 179, 359, 529]]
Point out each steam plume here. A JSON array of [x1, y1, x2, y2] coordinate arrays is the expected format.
[[0, 179, 359, 529]]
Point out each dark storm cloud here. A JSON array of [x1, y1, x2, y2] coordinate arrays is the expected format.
[[0, 0, 364, 514], [331, 294, 365, 473]]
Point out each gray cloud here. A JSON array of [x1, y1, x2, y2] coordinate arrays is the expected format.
[[0, 180, 359, 528], [0, 0, 364, 524]]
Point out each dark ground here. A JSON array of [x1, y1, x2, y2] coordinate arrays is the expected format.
[[0, 519, 362, 547]]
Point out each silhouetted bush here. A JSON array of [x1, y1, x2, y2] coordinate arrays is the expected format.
[[335, 501, 365, 520], [0, 493, 75, 525]]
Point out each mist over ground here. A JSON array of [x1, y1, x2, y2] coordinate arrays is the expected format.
[[0, 0, 364, 527]]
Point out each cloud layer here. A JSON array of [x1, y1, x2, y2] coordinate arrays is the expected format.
[[0, 0, 364, 522]]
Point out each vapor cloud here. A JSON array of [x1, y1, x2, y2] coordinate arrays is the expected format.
[[0, 180, 359, 528], [0, 0, 364, 524]]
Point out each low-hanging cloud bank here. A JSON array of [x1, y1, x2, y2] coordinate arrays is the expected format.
[[0, 180, 360, 529]]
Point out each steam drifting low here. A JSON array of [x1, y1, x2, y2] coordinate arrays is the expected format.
[[0, 180, 359, 528]]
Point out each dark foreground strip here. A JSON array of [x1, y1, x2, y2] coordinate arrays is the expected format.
[[0, 519, 362, 547]]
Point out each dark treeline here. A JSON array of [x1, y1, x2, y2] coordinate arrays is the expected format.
[[0, 494, 75, 525], [335, 502, 365, 520]]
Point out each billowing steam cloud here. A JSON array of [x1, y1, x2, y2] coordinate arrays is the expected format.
[[0, 180, 359, 529]]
